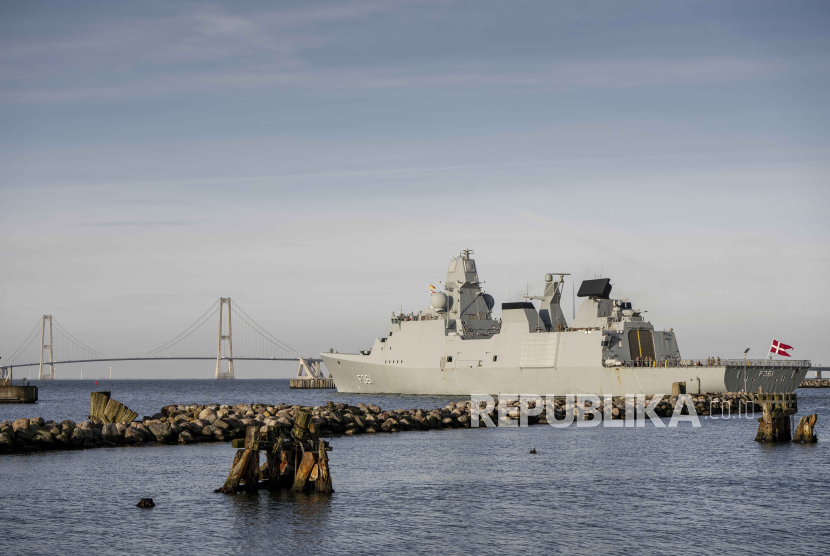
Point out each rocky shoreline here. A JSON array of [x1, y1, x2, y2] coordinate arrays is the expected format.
[[0, 392, 765, 454], [799, 379, 830, 388]]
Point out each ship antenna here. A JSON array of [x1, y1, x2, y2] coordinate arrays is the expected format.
[[572, 282, 575, 320]]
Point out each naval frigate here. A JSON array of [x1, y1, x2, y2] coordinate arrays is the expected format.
[[320, 250, 809, 396]]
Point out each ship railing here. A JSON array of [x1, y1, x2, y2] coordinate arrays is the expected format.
[[615, 359, 811, 368]]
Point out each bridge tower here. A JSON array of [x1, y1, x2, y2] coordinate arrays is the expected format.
[[215, 298, 235, 380], [39, 315, 55, 380]]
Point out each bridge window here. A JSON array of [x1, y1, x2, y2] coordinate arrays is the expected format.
[[493, 355, 498, 362]]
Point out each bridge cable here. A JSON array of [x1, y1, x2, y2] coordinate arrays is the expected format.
[[52, 318, 106, 357], [145, 300, 220, 355], [3, 319, 43, 364], [231, 302, 298, 355]]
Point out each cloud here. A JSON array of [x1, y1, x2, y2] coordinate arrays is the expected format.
[[0, 57, 782, 103], [75, 220, 197, 227]]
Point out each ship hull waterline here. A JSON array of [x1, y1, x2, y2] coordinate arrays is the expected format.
[[321, 356, 808, 396]]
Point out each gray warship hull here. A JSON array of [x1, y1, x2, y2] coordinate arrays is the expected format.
[[322, 352, 808, 397], [321, 250, 810, 396]]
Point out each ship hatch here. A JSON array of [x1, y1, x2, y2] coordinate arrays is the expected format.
[[628, 329, 655, 360]]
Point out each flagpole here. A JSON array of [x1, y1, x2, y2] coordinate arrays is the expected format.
[[766, 338, 774, 361]]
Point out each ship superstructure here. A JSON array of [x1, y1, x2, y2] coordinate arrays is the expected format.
[[321, 250, 809, 395]]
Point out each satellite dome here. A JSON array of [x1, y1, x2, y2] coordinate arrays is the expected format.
[[482, 293, 495, 310], [431, 291, 448, 311], [545, 273, 553, 282]]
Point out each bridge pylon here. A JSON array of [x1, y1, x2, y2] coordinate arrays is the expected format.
[[39, 315, 55, 380], [215, 298, 235, 380]]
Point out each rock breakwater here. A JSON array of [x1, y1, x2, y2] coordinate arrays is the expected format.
[[0, 393, 764, 454], [799, 379, 830, 388]]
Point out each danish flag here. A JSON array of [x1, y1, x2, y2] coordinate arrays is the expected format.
[[769, 339, 793, 357]]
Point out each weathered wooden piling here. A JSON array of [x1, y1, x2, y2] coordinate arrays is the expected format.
[[793, 414, 818, 443], [217, 413, 334, 495], [754, 393, 798, 443], [89, 392, 138, 423]]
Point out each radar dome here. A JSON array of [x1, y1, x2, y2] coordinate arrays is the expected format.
[[482, 293, 495, 310], [545, 273, 553, 282], [431, 291, 448, 311]]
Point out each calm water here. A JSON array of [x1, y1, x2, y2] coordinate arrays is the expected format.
[[2, 381, 829, 555]]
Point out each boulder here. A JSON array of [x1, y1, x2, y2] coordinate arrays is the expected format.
[[102, 423, 120, 442], [178, 431, 194, 444], [213, 419, 230, 430], [12, 418, 30, 433], [54, 432, 69, 445], [15, 427, 34, 442], [31, 430, 54, 447], [380, 419, 396, 432], [0, 432, 12, 449], [124, 428, 144, 444], [147, 422, 172, 442], [69, 428, 90, 447]]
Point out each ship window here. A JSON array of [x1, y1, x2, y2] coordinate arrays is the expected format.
[[448, 260, 457, 272], [447, 356, 453, 362], [464, 260, 475, 272], [493, 355, 497, 362]]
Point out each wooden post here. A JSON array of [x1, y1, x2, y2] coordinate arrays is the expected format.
[[90, 391, 110, 420], [243, 450, 259, 493], [316, 436, 334, 493], [293, 410, 311, 442], [216, 449, 252, 493], [755, 394, 793, 443], [244, 425, 260, 451], [291, 452, 317, 492], [793, 414, 818, 443]]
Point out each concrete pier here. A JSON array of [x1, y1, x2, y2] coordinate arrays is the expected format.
[[0, 385, 38, 404], [290, 379, 336, 389]]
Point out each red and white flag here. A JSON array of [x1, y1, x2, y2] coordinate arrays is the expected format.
[[769, 339, 793, 357]]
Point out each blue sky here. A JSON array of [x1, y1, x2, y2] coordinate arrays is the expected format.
[[1, 1, 828, 378]]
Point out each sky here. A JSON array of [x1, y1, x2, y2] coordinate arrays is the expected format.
[[1, 0, 828, 379]]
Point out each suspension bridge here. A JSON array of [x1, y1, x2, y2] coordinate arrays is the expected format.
[[0, 298, 326, 381]]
